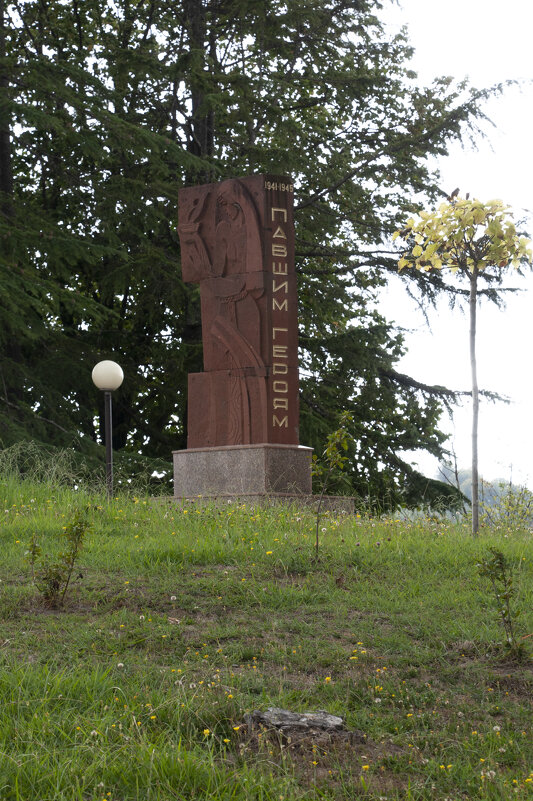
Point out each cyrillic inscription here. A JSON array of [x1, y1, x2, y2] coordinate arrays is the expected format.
[[267, 186, 296, 441]]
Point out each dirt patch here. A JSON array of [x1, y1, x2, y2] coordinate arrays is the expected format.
[[487, 666, 533, 698], [231, 708, 406, 794]]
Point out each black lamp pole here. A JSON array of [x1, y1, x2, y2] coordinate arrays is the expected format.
[[104, 390, 113, 499]]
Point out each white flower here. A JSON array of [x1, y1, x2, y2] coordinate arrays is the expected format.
[[117, 662, 124, 669], [170, 596, 177, 601], [481, 770, 496, 780]]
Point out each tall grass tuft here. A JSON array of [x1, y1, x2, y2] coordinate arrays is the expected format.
[[0, 439, 173, 497]]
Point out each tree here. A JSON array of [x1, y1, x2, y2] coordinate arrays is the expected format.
[[1, 0, 500, 504], [395, 196, 532, 532], [0, 0, 199, 467]]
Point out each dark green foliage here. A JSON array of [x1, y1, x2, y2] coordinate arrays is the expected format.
[[1, 0, 495, 506]]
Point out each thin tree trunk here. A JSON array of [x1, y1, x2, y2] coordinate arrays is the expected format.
[[469, 267, 479, 536]]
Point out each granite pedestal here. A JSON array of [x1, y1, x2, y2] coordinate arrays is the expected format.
[[173, 443, 312, 498]]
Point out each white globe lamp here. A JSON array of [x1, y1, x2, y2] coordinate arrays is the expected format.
[[91, 360, 124, 392]]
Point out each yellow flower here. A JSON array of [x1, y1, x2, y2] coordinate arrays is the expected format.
[[266, 551, 273, 555], [203, 728, 211, 736], [362, 765, 369, 770], [325, 676, 331, 683]]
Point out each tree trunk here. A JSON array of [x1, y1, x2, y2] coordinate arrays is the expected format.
[[469, 268, 479, 535], [0, 0, 13, 206], [184, 0, 215, 172]]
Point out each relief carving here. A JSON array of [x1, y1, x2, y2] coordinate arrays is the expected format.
[[178, 179, 268, 446]]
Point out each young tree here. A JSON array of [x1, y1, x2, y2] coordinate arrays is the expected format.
[[395, 197, 532, 533]]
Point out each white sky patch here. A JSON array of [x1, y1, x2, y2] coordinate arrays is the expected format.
[[380, 0, 533, 486]]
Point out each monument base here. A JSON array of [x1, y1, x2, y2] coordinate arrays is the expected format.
[[173, 443, 313, 498]]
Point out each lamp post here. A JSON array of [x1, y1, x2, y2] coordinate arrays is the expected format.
[[92, 360, 124, 498]]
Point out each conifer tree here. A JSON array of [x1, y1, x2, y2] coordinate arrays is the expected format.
[[1, 0, 498, 505]]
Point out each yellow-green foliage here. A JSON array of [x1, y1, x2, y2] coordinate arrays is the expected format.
[[394, 197, 532, 274]]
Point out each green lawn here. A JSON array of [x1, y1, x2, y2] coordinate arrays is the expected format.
[[0, 479, 531, 800]]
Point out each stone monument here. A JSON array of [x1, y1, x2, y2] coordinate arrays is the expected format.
[[173, 175, 312, 499]]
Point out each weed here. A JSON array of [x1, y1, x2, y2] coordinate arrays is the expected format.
[[32, 510, 90, 607], [311, 411, 352, 558], [480, 480, 533, 532], [24, 532, 41, 583], [476, 547, 527, 659]]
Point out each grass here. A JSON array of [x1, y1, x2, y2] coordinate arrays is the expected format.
[[0, 477, 532, 800]]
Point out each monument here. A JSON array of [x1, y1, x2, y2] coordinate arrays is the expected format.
[[173, 175, 313, 499]]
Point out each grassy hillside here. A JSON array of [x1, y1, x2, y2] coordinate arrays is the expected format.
[[0, 477, 531, 800]]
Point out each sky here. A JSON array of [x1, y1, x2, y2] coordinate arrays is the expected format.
[[380, 0, 533, 487]]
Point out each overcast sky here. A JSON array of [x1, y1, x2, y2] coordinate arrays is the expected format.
[[381, 0, 533, 486]]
